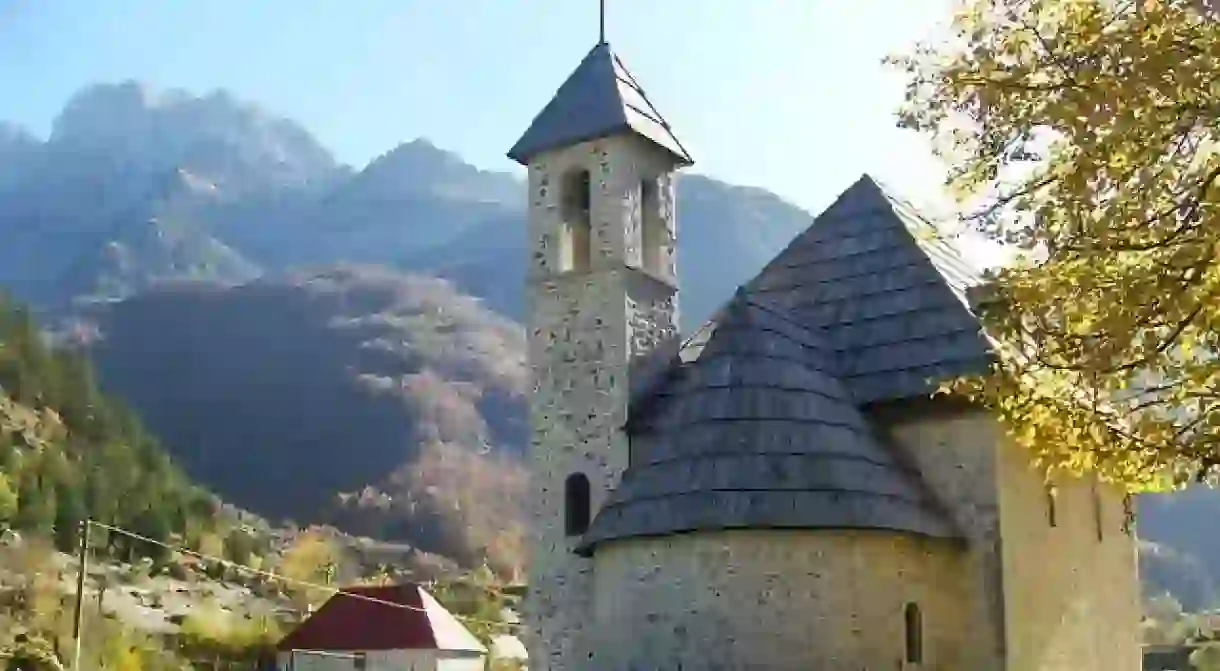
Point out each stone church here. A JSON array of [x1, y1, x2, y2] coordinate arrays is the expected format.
[[507, 38, 1141, 671]]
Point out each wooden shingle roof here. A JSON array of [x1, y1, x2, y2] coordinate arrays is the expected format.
[[747, 174, 994, 402], [583, 175, 991, 552], [506, 42, 692, 167], [577, 291, 962, 554]]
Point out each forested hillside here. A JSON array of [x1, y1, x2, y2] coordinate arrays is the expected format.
[[0, 294, 223, 557]]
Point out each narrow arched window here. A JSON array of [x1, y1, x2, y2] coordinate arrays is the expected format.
[[560, 169, 593, 273], [904, 602, 923, 665], [1046, 486, 1057, 528], [1092, 480, 1104, 542], [640, 178, 664, 275], [564, 473, 591, 536]]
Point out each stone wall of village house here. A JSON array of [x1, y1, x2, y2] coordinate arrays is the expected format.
[[276, 649, 484, 671], [524, 135, 680, 671], [881, 406, 1142, 671], [588, 530, 973, 670]]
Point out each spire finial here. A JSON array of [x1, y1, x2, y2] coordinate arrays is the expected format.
[[598, 0, 606, 45]]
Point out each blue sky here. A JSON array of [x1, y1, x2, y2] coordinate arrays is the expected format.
[[0, 0, 956, 216]]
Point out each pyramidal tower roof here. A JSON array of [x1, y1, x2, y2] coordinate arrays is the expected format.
[[507, 42, 693, 166]]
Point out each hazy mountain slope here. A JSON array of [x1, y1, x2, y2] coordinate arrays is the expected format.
[[1139, 490, 1220, 609], [49, 81, 339, 192], [0, 82, 339, 310], [56, 214, 260, 306], [1, 82, 815, 333], [0, 123, 38, 190], [87, 267, 528, 569], [1140, 538, 1219, 611]]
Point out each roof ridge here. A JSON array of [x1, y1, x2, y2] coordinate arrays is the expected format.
[[866, 178, 985, 288], [741, 293, 832, 341]]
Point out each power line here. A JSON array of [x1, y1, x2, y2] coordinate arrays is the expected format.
[[286, 649, 361, 660], [84, 520, 518, 630]]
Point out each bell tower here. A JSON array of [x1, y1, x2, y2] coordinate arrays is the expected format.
[[507, 37, 693, 671]]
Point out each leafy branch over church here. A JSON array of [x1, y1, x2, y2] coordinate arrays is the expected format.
[[892, 0, 1220, 490]]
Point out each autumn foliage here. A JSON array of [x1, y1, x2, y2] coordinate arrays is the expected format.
[[893, 0, 1220, 489]]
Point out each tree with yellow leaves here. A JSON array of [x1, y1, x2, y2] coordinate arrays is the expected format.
[[277, 530, 348, 614], [176, 604, 282, 671], [892, 0, 1220, 489]]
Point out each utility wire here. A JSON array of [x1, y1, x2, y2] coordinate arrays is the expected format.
[[84, 520, 519, 630]]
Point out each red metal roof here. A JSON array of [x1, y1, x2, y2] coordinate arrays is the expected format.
[[276, 584, 438, 652]]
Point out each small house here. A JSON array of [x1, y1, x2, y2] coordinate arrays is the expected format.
[[276, 584, 486, 671]]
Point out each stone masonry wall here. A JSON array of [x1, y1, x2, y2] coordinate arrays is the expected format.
[[524, 135, 681, 671], [995, 432, 1141, 671], [881, 406, 1142, 670], [590, 530, 972, 670], [881, 407, 1008, 670]]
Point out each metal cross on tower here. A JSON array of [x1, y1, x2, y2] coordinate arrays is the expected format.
[[599, 0, 606, 44]]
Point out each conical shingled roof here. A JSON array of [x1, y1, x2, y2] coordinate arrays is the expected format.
[[576, 291, 960, 555], [747, 174, 994, 403], [507, 42, 692, 166]]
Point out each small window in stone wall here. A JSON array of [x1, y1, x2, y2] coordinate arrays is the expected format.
[[640, 178, 664, 275], [565, 472, 591, 536], [904, 602, 923, 665], [1046, 485, 1057, 528], [1092, 480, 1104, 542], [559, 169, 593, 273]]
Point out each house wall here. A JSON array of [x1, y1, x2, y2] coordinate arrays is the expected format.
[[589, 530, 972, 671], [882, 405, 1141, 671], [276, 649, 485, 671], [524, 134, 681, 671]]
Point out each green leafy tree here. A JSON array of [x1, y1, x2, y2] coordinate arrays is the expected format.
[[0, 473, 19, 528], [51, 484, 85, 553], [892, 0, 1220, 488], [223, 527, 259, 566], [177, 604, 281, 671], [278, 531, 348, 612], [14, 472, 56, 535], [131, 506, 173, 564]]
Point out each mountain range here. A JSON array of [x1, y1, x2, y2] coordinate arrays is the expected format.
[[0, 80, 1214, 600]]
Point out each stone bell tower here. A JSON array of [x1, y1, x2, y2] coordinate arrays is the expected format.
[[506, 38, 693, 671]]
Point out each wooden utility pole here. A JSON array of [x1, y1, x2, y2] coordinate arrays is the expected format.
[[71, 519, 90, 671]]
